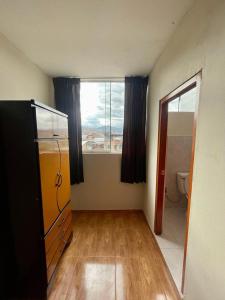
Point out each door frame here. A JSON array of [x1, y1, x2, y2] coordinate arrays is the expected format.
[[154, 71, 202, 292]]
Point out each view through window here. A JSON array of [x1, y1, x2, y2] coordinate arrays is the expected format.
[[168, 87, 197, 112], [80, 81, 125, 153]]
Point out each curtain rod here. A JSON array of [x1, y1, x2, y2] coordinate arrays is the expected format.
[[55, 76, 147, 82], [80, 77, 125, 82]]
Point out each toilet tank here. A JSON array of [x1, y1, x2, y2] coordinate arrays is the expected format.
[[177, 172, 189, 194]]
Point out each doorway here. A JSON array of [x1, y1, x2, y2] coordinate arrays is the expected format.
[[154, 72, 201, 293]]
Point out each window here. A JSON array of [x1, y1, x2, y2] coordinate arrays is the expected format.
[[80, 81, 125, 153], [168, 87, 197, 112]]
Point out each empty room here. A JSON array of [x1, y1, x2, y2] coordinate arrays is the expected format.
[[0, 1, 224, 300]]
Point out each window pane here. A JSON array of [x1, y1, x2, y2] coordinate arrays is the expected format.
[[168, 98, 179, 112], [111, 82, 124, 153], [111, 82, 125, 119], [179, 87, 197, 112], [104, 83, 111, 152], [80, 81, 124, 153], [111, 118, 123, 153], [80, 82, 110, 152]]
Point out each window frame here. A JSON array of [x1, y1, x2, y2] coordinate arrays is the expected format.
[[80, 78, 125, 154], [168, 86, 197, 112]]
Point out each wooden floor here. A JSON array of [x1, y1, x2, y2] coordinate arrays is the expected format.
[[48, 211, 180, 300]]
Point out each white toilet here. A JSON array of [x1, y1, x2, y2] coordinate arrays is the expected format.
[[177, 172, 189, 199]]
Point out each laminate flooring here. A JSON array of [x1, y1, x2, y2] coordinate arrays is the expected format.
[[48, 211, 180, 300]]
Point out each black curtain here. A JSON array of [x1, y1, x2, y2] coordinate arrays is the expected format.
[[121, 76, 148, 183], [53, 77, 84, 184]]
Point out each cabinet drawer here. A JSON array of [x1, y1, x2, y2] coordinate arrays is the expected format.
[[45, 210, 72, 268], [62, 211, 72, 235], [47, 240, 65, 282], [45, 232, 61, 268], [63, 220, 72, 244], [45, 203, 71, 252], [45, 203, 72, 282], [57, 204, 71, 231], [46, 221, 72, 282], [44, 217, 60, 253]]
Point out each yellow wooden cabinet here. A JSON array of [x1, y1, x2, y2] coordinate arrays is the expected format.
[[38, 140, 60, 234], [57, 140, 71, 211], [38, 138, 71, 234], [0, 100, 73, 299], [35, 103, 73, 283]]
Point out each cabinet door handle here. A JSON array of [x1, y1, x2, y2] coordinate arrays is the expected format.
[[58, 174, 63, 187], [62, 239, 67, 244], [55, 173, 60, 187]]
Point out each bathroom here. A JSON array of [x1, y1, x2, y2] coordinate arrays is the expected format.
[[156, 86, 197, 292]]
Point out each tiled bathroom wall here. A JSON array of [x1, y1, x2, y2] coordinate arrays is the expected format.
[[165, 112, 194, 208], [165, 136, 192, 207]]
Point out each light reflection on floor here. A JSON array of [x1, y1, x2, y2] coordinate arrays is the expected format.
[[84, 261, 115, 300]]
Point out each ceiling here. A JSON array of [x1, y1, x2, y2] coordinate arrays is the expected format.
[[0, 0, 194, 77]]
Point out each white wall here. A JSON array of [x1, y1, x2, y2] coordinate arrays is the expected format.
[[144, 0, 225, 299], [71, 154, 144, 210], [0, 33, 53, 105]]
